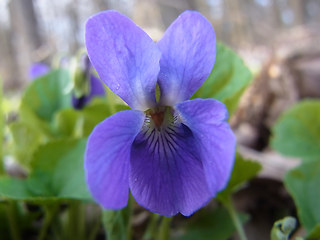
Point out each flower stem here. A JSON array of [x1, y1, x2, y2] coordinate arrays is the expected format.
[[67, 201, 85, 240], [143, 213, 161, 240], [126, 193, 134, 240], [157, 216, 172, 240], [38, 205, 58, 240], [224, 196, 248, 240], [6, 201, 20, 240], [88, 211, 101, 240]]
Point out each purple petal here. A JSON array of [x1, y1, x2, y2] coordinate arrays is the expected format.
[[85, 110, 145, 209], [72, 74, 105, 109], [157, 11, 216, 105], [28, 63, 50, 80], [176, 99, 236, 195], [129, 98, 235, 216], [85, 10, 161, 110], [88, 74, 106, 98], [130, 123, 212, 217]]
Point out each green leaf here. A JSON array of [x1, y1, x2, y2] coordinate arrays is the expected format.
[[171, 207, 249, 240], [217, 152, 262, 202], [271, 100, 320, 161], [284, 160, 320, 233], [53, 98, 129, 138], [9, 121, 46, 167], [308, 224, 320, 240], [20, 69, 72, 123], [192, 43, 252, 115], [0, 139, 91, 201]]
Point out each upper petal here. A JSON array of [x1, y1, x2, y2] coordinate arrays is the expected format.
[[176, 99, 236, 194], [85, 10, 161, 110], [85, 110, 145, 209], [157, 11, 216, 105]]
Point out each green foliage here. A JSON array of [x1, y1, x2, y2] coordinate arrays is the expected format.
[[53, 98, 129, 138], [308, 224, 320, 240], [284, 160, 320, 234], [271, 216, 297, 240], [271, 100, 320, 161], [20, 69, 72, 122], [9, 121, 46, 167], [218, 152, 262, 202], [171, 207, 248, 240], [0, 139, 91, 201], [102, 201, 132, 240], [192, 43, 252, 115]]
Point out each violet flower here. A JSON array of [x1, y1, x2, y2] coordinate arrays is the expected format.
[[85, 10, 236, 217], [72, 55, 105, 109], [28, 59, 105, 110], [28, 63, 50, 80]]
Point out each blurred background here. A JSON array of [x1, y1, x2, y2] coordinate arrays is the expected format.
[[1, 1, 320, 239], [1, 0, 320, 151], [1, 0, 320, 90]]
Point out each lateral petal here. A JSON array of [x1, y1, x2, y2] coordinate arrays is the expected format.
[[85, 110, 145, 209], [176, 98, 236, 194]]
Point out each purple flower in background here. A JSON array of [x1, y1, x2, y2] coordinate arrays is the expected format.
[[85, 10, 236, 216], [28, 63, 50, 80], [28, 58, 105, 110], [72, 55, 105, 109]]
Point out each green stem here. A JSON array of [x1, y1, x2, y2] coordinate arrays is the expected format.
[[126, 193, 134, 240], [158, 217, 172, 240], [67, 201, 85, 240], [38, 205, 58, 240], [6, 201, 20, 240], [88, 212, 101, 240], [143, 213, 161, 240], [224, 196, 248, 240]]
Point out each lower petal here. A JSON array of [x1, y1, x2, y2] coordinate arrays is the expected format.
[[129, 98, 235, 216], [129, 121, 212, 217], [85, 110, 145, 209]]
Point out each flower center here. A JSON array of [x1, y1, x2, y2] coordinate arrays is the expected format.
[[150, 111, 164, 128], [135, 106, 191, 160], [145, 106, 176, 131]]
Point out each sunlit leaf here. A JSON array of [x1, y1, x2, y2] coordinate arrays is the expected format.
[[271, 100, 320, 161], [192, 43, 252, 115], [0, 139, 91, 201], [53, 98, 129, 138], [9, 121, 46, 167], [20, 69, 72, 123], [284, 160, 320, 233]]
